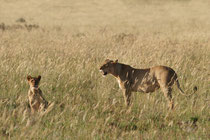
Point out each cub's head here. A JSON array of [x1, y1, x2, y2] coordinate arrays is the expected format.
[[27, 75, 41, 88], [99, 59, 118, 76]]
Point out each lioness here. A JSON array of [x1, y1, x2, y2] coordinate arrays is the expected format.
[[27, 75, 48, 113], [100, 59, 186, 109]]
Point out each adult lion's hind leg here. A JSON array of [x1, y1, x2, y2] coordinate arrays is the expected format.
[[161, 86, 174, 110]]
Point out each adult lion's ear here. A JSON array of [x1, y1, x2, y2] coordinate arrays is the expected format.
[[37, 75, 41, 81], [105, 59, 110, 63], [27, 75, 32, 81], [114, 59, 118, 63]]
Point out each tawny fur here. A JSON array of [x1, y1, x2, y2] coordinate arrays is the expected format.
[[27, 75, 48, 113], [100, 59, 186, 110]]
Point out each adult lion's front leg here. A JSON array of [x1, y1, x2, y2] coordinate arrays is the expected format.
[[123, 89, 132, 106]]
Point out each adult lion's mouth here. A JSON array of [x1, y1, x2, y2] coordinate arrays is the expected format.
[[100, 70, 108, 76], [103, 72, 108, 76]]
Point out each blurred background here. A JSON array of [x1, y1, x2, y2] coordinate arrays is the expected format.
[[1, 0, 210, 33]]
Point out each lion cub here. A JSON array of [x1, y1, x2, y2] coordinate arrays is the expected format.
[[27, 75, 48, 113]]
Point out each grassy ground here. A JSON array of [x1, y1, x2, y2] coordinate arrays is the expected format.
[[0, 0, 210, 139]]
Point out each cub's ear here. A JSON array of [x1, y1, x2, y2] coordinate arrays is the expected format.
[[37, 75, 41, 81], [114, 59, 118, 63], [27, 75, 32, 81]]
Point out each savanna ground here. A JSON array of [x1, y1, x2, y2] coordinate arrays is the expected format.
[[0, 0, 210, 139]]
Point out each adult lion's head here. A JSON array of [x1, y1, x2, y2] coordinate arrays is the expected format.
[[99, 59, 118, 76]]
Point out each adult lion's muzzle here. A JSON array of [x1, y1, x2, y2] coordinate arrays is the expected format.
[[99, 69, 108, 76], [102, 71, 108, 76]]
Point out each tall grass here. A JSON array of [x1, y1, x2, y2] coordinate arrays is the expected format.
[[0, 0, 210, 139], [0, 28, 209, 139]]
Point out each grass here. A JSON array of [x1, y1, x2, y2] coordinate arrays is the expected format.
[[0, 28, 209, 139], [0, 0, 210, 139]]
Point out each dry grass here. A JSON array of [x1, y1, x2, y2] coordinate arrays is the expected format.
[[0, 0, 210, 139]]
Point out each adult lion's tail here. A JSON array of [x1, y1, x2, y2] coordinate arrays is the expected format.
[[175, 80, 196, 96], [176, 80, 184, 94]]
